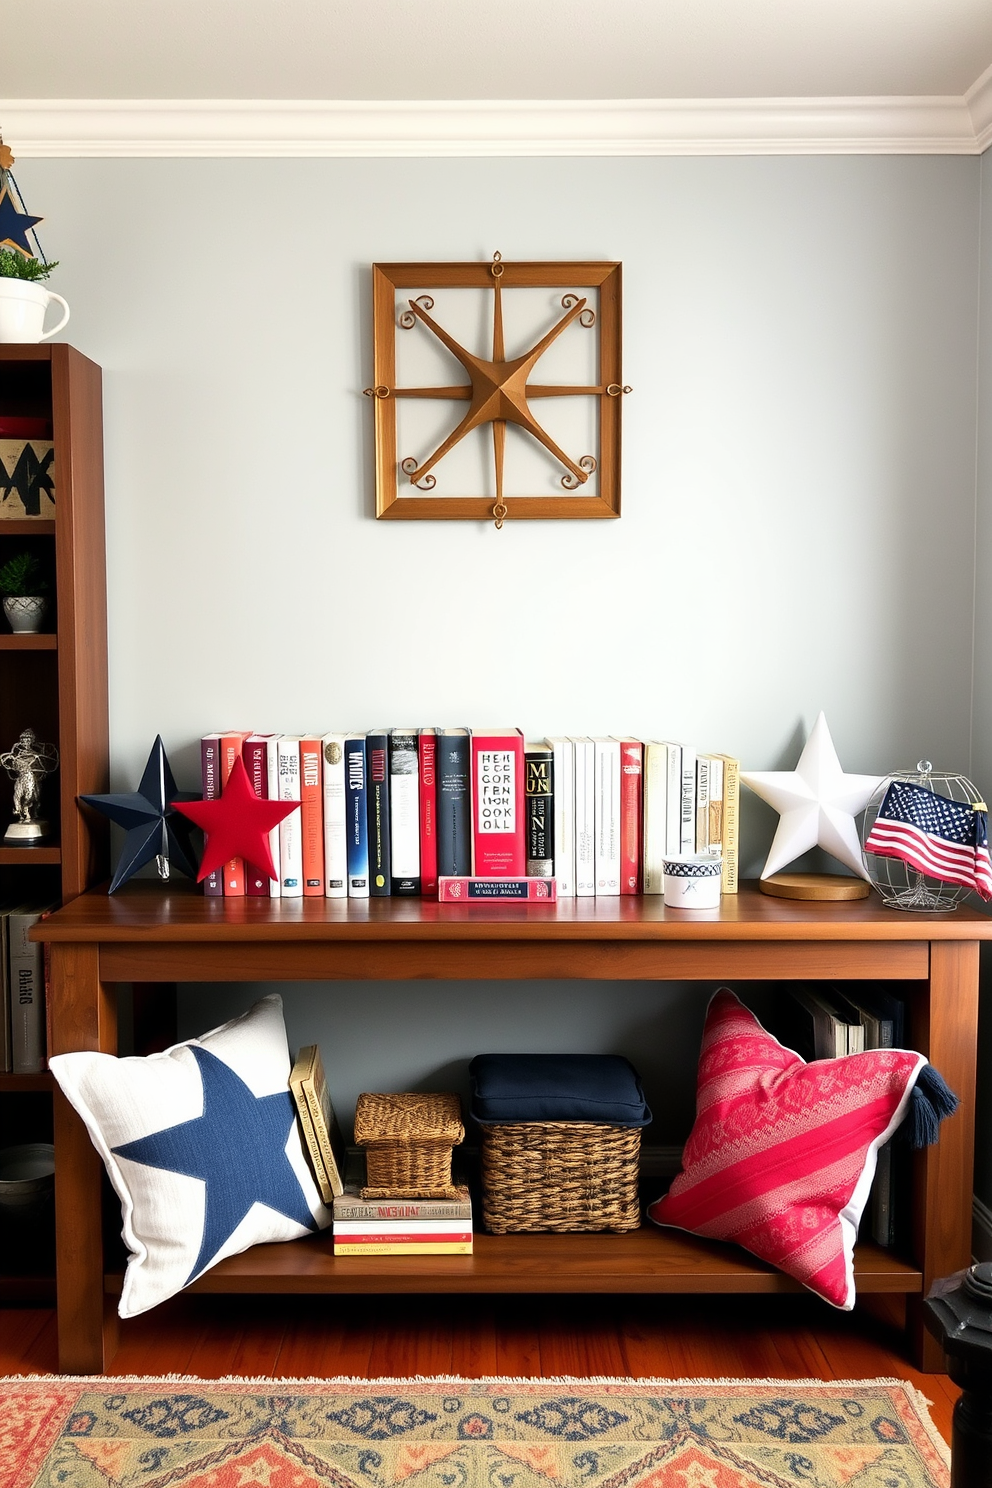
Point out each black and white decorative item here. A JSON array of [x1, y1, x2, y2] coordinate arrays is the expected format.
[[663, 855, 723, 909], [860, 762, 992, 912], [0, 138, 69, 344]]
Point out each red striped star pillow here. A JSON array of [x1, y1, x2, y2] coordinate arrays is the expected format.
[[647, 989, 926, 1309]]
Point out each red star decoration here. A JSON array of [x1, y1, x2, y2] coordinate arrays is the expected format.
[[173, 755, 297, 884]]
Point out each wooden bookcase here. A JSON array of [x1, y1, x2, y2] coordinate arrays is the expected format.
[[36, 884, 991, 1374], [0, 344, 109, 1300]]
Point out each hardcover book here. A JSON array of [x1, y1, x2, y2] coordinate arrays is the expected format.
[[418, 728, 438, 897], [333, 1185, 472, 1221], [220, 731, 252, 895], [243, 734, 277, 896], [299, 736, 325, 896], [344, 734, 370, 897], [321, 733, 348, 897], [436, 728, 471, 878], [9, 902, 54, 1074], [276, 736, 303, 898], [617, 738, 643, 893], [663, 741, 683, 857], [389, 729, 421, 895], [265, 733, 283, 897], [545, 737, 575, 897], [679, 745, 698, 855], [570, 736, 596, 896], [438, 876, 557, 902], [366, 729, 392, 896], [715, 753, 740, 893], [642, 741, 669, 895], [471, 728, 526, 876], [525, 743, 554, 879], [288, 1043, 345, 1204], [200, 734, 223, 897], [593, 737, 621, 895]]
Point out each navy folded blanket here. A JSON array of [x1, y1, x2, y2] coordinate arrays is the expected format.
[[469, 1052, 652, 1127]]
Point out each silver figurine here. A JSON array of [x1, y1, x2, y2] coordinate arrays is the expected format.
[[2, 728, 59, 844]]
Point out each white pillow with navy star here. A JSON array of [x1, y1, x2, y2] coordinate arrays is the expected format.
[[50, 994, 330, 1318]]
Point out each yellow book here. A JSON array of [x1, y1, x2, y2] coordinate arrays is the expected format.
[[333, 1241, 474, 1255], [289, 1044, 345, 1202], [715, 754, 740, 893]]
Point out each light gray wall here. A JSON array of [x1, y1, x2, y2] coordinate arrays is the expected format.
[[15, 153, 983, 1141]]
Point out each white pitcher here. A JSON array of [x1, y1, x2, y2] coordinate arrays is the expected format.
[[0, 278, 70, 343]]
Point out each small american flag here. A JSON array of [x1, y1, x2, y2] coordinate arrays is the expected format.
[[864, 779, 992, 900]]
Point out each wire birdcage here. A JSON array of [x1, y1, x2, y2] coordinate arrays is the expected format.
[[859, 761, 986, 912]]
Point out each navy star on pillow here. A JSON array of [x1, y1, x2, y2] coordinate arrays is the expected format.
[[112, 1046, 316, 1283]]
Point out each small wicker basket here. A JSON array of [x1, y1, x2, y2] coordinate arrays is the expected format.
[[479, 1121, 642, 1233], [354, 1091, 465, 1199]]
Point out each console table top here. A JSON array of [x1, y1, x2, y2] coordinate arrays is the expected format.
[[33, 881, 992, 944]]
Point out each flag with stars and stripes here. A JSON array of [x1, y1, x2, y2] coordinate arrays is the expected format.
[[864, 779, 992, 900]]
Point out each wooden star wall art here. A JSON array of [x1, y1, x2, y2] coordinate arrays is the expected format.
[[364, 255, 630, 526]]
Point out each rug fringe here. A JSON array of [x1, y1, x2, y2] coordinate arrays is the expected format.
[[0, 1372, 937, 1390]]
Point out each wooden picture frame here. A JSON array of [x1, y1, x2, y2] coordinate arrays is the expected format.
[[366, 257, 628, 523]]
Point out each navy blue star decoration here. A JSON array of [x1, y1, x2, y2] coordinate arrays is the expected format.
[[0, 144, 43, 257], [112, 1046, 317, 1282], [79, 736, 201, 893]]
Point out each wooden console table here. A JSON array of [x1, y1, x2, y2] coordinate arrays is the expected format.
[[37, 882, 991, 1374]]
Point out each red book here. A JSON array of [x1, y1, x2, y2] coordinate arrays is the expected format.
[[300, 735, 325, 896], [200, 734, 223, 897], [439, 876, 556, 902], [419, 728, 438, 898], [470, 728, 526, 877], [618, 738, 643, 894], [242, 735, 276, 896], [220, 731, 252, 895]]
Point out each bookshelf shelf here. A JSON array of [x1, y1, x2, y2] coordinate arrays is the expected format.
[[0, 846, 61, 865], [37, 881, 990, 1375], [0, 634, 58, 651], [0, 1071, 53, 1092]]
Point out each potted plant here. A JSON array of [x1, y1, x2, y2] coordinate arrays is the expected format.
[[0, 552, 50, 632], [0, 249, 69, 343]]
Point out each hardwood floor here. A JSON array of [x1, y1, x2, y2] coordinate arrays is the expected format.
[[0, 1293, 958, 1444]]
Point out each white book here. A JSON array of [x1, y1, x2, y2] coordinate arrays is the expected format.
[[679, 745, 697, 855], [9, 903, 50, 1074], [545, 737, 575, 897], [277, 736, 304, 898], [662, 742, 683, 858], [263, 734, 282, 898], [695, 756, 711, 855], [706, 755, 724, 859], [321, 733, 348, 898], [642, 741, 669, 895], [593, 737, 621, 896], [570, 737, 596, 896], [389, 729, 421, 888]]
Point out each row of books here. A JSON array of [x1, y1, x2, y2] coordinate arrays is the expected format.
[[286, 1044, 473, 1255], [201, 729, 740, 899], [0, 900, 53, 1074], [767, 983, 909, 1249]]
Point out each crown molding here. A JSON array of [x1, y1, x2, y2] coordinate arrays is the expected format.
[[966, 61, 992, 153], [2, 94, 988, 158]]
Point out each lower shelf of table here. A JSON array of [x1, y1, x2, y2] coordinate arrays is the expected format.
[[105, 1229, 922, 1297]]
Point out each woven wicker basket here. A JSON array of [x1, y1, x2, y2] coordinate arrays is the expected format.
[[354, 1091, 465, 1199], [479, 1121, 642, 1233]]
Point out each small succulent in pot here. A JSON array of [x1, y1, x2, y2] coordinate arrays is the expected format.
[[0, 552, 50, 634]]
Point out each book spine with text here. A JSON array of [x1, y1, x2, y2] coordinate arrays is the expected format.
[[344, 735, 370, 897], [525, 743, 554, 878], [220, 731, 251, 895], [366, 730, 392, 896], [418, 728, 438, 897], [571, 737, 596, 896], [617, 739, 642, 893], [679, 745, 697, 856], [694, 755, 711, 855], [276, 736, 303, 897], [300, 736, 325, 896], [439, 876, 557, 902], [333, 1239, 473, 1255], [545, 737, 575, 897], [664, 742, 683, 857], [437, 730, 471, 877], [593, 738, 621, 895], [200, 734, 223, 896], [471, 730, 526, 876], [717, 754, 740, 893], [265, 736, 282, 897], [9, 906, 47, 1073], [706, 755, 724, 859], [642, 742, 668, 895], [321, 734, 348, 898], [390, 729, 421, 894], [333, 1187, 472, 1222], [243, 735, 273, 895]]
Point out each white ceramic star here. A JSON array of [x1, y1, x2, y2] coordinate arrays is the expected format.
[[741, 713, 884, 881]]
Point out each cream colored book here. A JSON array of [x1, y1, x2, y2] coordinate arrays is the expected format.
[[289, 1044, 345, 1202], [715, 754, 740, 893]]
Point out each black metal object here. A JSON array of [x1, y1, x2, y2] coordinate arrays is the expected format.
[[924, 1262, 992, 1486]]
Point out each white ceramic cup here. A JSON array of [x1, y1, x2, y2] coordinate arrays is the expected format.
[[0, 279, 71, 343], [663, 855, 723, 909]]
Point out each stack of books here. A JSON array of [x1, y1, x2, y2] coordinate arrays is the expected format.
[[199, 728, 740, 901], [331, 1185, 474, 1255]]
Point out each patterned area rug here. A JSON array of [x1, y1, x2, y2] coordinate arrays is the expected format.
[[3, 1375, 949, 1488]]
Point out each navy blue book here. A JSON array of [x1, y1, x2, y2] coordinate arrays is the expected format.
[[344, 735, 369, 898], [437, 727, 471, 877], [366, 729, 392, 896]]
